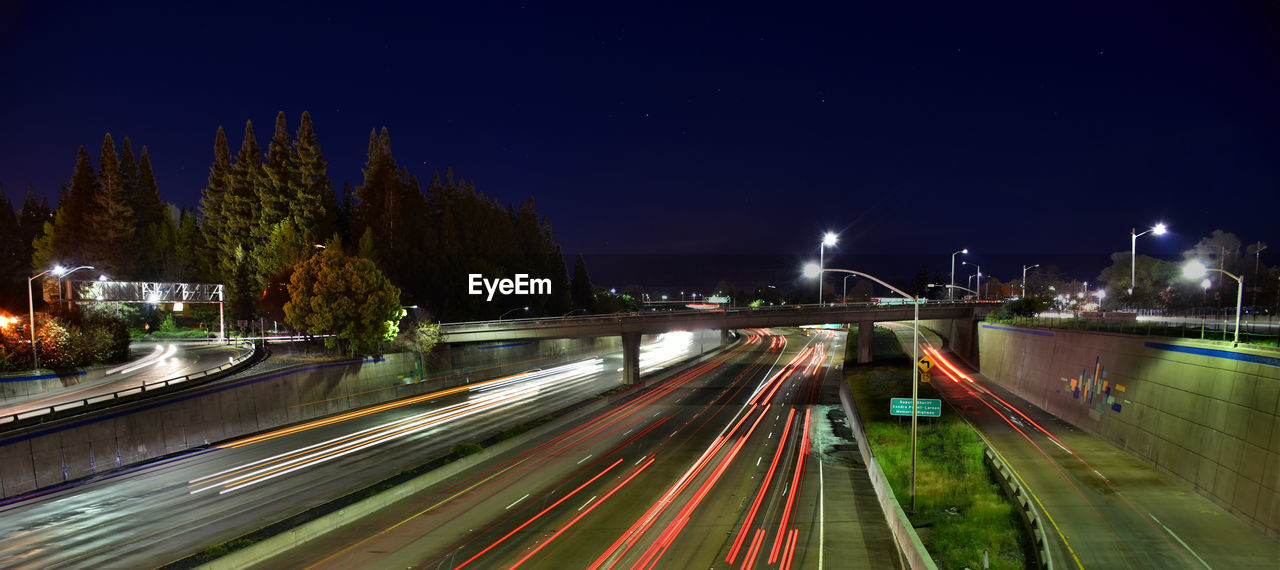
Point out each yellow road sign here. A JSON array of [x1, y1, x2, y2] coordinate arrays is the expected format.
[[917, 355, 935, 373], [921, 371, 931, 383]]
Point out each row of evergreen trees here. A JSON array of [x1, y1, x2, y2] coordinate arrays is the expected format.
[[3, 111, 578, 323]]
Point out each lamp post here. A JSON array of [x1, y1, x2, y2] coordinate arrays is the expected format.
[[818, 232, 838, 306], [1022, 264, 1039, 298], [499, 306, 530, 320], [27, 265, 94, 371], [1130, 223, 1168, 295], [843, 274, 856, 305], [804, 262, 922, 510], [1184, 261, 1244, 346], [1251, 242, 1268, 307], [950, 249, 968, 301], [963, 261, 982, 300]]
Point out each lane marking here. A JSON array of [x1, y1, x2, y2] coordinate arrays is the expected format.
[[1150, 513, 1213, 569], [507, 493, 530, 510]]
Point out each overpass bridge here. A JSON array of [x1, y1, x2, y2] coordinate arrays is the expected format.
[[440, 302, 996, 383]]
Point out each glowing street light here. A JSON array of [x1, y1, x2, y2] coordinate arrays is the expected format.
[[1184, 260, 1244, 346], [949, 249, 967, 302], [1021, 264, 1039, 298], [963, 261, 982, 300], [28, 264, 94, 371], [1130, 223, 1168, 295], [818, 232, 838, 305]]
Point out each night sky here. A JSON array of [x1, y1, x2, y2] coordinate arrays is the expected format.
[[2, 2, 1277, 286]]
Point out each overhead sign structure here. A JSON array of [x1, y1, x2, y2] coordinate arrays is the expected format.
[[706, 296, 730, 304], [890, 398, 941, 417], [917, 355, 935, 373]]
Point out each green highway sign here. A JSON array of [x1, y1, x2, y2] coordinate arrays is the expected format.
[[890, 398, 941, 417]]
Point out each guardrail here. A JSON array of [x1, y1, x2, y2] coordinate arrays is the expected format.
[[985, 447, 1054, 569], [0, 340, 257, 426]]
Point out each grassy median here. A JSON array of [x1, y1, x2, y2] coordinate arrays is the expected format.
[[845, 325, 1028, 570]]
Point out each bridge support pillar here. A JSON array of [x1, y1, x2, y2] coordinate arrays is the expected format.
[[857, 321, 874, 364], [721, 329, 732, 346], [622, 332, 641, 385]]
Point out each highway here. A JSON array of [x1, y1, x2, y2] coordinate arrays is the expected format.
[[881, 324, 1280, 569], [262, 328, 900, 569], [0, 333, 703, 568], [0, 341, 252, 423]]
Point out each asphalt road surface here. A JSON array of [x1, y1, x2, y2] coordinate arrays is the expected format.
[[882, 323, 1279, 569], [0, 341, 251, 422], [262, 328, 900, 569], [0, 333, 707, 568]]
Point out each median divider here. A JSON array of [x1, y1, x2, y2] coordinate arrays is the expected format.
[[837, 378, 936, 570]]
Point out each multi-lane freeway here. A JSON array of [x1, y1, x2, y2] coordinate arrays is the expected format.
[[259, 328, 900, 569], [0, 332, 738, 568]]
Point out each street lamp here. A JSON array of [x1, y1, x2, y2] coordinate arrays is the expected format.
[[1130, 223, 1168, 295], [950, 249, 968, 301], [818, 232, 838, 305], [27, 264, 94, 371], [1022, 264, 1039, 298], [805, 262, 923, 510], [1184, 261, 1244, 346], [963, 261, 982, 300], [843, 274, 856, 304], [499, 306, 529, 320]]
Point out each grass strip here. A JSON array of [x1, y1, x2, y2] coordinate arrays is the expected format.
[[845, 325, 1029, 570]]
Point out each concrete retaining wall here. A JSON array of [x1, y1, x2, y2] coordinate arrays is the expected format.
[[0, 334, 667, 500], [921, 318, 980, 369], [978, 324, 1280, 539], [1, 370, 94, 402]]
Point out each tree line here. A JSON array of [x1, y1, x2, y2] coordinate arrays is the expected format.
[[1, 111, 587, 326]]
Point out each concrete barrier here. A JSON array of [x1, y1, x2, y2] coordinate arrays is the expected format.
[[978, 323, 1280, 539], [838, 378, 936, 569]]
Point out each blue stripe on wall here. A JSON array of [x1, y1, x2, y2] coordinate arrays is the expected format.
[[0, 371, 87, 383], [1144, 342, 1280, 368], [980, 324, 1055, 337]]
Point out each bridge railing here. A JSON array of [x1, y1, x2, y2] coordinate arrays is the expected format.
[[442, 300, 985, 332], [0, 340, 257, 426]]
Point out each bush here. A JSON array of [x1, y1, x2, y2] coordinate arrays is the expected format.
[[451, 443, 484, 458]]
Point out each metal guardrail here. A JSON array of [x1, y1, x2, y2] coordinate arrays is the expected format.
[[0, 340, 256, 425], [986, 447, 1054, 569]]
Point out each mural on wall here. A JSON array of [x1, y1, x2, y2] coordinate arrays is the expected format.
[[1061, 355, 1126, 414]]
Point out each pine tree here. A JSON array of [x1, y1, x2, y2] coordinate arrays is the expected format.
[[18, 184, 52, 271], [118, 137, 140, 213], [571, 253, 596, 312], [221, 121, 262, 316], [174, 209, 203, 281], [85, 133, 134, 278], [256, 111, 293, 237], [134, 146, 166, 230], [289, 111, 329, 238], [198, 126, 233, 281], [43, 147, 98, 267]]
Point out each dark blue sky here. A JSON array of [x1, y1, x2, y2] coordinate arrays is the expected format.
[[1, 2, 1277, 284]]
